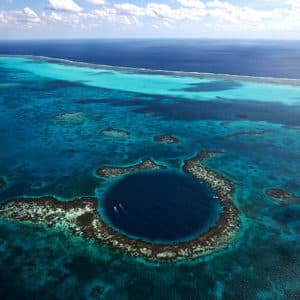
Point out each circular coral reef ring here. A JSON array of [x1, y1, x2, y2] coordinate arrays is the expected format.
[[0, 151, 240, 262], [101, 171, 222, 243]]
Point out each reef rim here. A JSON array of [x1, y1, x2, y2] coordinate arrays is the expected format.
[[0, 151, 240, 262]]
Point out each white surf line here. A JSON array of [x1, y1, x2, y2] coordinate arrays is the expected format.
[[1, 54, 300, 86]]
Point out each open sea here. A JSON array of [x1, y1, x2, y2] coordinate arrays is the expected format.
[[1, 39, 300, 78], [0, 40, 299, 299]]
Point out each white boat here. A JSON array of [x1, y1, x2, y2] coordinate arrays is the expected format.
[[119, 203, 128, 215]]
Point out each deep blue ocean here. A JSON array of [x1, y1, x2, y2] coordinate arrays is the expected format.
[[0, 40, 299, 300], [1, 39, 300, 78], [102, 171, 222, 243]]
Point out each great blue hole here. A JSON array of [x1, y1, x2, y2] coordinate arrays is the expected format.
[[101, 171, 223, 243]]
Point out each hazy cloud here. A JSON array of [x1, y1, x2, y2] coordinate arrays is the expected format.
[[177, 0, 205, 9], [86, 0, 106, 5], [1, 0, 300, 38], [47, 0, 83, 12]]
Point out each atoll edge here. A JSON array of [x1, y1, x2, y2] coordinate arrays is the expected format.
[[0, 151, 240, 262]]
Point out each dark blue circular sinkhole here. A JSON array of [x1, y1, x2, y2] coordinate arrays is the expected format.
[[101, 171, 222, 243]]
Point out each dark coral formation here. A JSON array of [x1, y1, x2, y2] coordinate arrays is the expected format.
[[0, 151, 240, 262], [267, 188, 300, 205], [223, 130, 265, 139], [90, 284, 106, 299], [100, 128, 130, 138], [96, 158, 166, 178], [154, 134, 180, 144], [0, 177, 5, 189]]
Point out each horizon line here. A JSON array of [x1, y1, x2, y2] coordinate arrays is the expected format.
[[1, 37, 300, 42]]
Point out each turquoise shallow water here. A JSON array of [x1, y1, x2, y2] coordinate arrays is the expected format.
[[0, 56, 300, 299]]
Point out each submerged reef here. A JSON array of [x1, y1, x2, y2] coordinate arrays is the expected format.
[[0, 151, 240, 262], [100, 128, 130, 138], [223, 130, 265, 139], [55, 112, 84, 122], [89, 284, 107, 299], [281, 125, 300, 131], [154, 134, 180, 144], [0, 178, 5, 189], [267, 188, 300, 205], [96, 158, 166, 178]]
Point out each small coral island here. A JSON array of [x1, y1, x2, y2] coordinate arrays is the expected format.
[[154, 134, 180, 144], [100, 128, 130, 138], [267, 188, 300, 205], [0, 151, 240, 262], [55, 112, 84, 122]]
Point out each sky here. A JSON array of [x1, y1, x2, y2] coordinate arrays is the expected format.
[[0, 0, 300, 39]]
